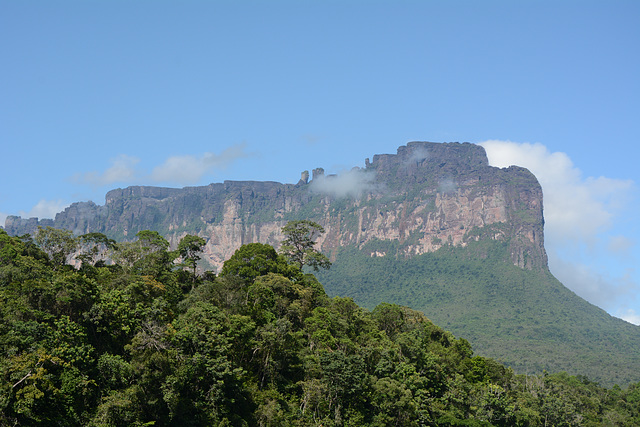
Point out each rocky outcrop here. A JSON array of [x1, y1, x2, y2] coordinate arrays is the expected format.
[[4, 216, 54, 234], [4, 142, 547, 272]]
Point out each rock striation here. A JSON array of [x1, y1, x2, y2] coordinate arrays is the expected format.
[[5, 142, 547, 272]]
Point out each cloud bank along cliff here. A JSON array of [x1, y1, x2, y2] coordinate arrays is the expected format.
[[5, 142, 547, 272]]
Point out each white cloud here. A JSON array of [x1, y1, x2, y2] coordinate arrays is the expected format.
[[480, 140, 634, 244], [75, 154, 140, 186], [310, 168, 378, 198], [479, 140, 638, 320], [72, 143, 253, 188], [150, 143, 251, 185], [19, 199, 70, 220], [0, 212, 8, 228], [405, 145, 430, 166], [618, 309, 640, 326], [547, 253, 639, 311], [438, 178, 458, 194]]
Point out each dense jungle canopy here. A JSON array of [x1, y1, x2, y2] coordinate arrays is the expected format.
[[0, 225, 639, 426]]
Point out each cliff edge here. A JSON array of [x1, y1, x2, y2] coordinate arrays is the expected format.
[[5, 141, 547, 271]]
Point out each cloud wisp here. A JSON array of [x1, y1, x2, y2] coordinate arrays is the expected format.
[[310, 168, 379, 198], [619, 309, 640, 326], [438, 178, 458, 194], [18, 199, 70, 220], [608, 235, 634, 256], [547, 253, 639, 316], [480, 140, 634, 244], [480, 140, 639, 324], [73, 143, 252, 188], [405, 145, 430, 166], [150, 143, 252, 185], [74, 154, 141, 187]]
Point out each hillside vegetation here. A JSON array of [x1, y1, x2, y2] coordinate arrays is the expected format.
[[1, 226, 640, 426], [316, 232, 640, 387]]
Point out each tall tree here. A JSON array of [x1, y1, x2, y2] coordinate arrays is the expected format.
[[177, 234, 206, 282], [278, 220, 331, 271]]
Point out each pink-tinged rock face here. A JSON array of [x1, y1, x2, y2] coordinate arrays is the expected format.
[[4, 142, 547, 272]]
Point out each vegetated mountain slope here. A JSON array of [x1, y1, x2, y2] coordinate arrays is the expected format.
[[315, 234, 640, 387], [4, 141, 638, 385]]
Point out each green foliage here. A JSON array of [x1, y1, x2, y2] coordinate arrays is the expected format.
[[0, 227, 638, 425], [279, 220, 331, 271], [220, 242, 298, 282], [177, 234, 206, 281], [112, 230, 176, 279], [34, 226, 79, 268], [316, 239, 640, 387], [77, 233, 116, 267]]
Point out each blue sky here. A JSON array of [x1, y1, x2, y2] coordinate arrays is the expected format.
[[2, 1, 639, 323]]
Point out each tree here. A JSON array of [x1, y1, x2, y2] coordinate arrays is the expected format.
[[77, 232, 116, 267], [0, 229, 21, 265], [136, 230, 169, 253], [34, 226, 78, 268], [220, 243, 296, 282], [177, 234, 206, 282], [112, 230, 174, 277], [279, 220, 331, 271]]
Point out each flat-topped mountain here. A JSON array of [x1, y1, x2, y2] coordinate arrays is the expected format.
[[6, 142, 546, 271], [5, 142, 639, 385]]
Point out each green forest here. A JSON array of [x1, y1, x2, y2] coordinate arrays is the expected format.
[[1, 225, 639, 426], [315, 236, 640, 387]]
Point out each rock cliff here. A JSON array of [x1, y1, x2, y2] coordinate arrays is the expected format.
[[4, 141, 547, 272]]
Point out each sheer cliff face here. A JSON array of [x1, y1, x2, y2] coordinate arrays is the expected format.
[[4, 142, 547, 271]]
